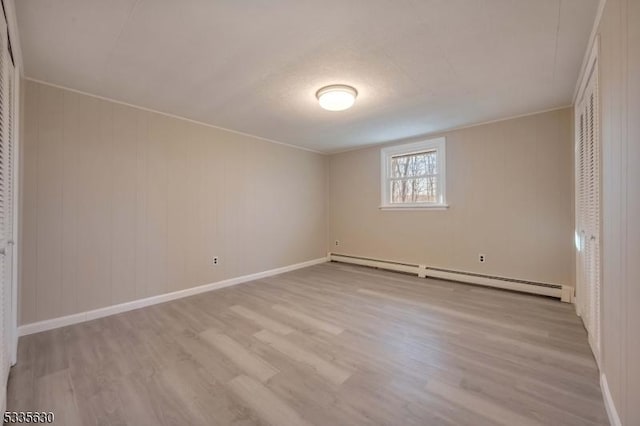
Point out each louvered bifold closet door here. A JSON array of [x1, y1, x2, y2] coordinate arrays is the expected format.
[[577, 109, 590, 328], [586, 77, 601, 357], [0, 12, 13, 412], [575, 61, 601, 361]]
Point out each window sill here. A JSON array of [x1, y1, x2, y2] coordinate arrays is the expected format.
[[379, 204, 449, 211]]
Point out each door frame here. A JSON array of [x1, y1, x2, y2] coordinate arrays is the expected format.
[[2, 0, 23, 366], [10, 66, 19, 365]]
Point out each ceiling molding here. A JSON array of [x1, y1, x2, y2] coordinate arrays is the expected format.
[[326, 105, 573, 155], [2, 0, 23, 73], [24, 77, 326, 155], [572, 0, 607, 104], [28, 77, 572, 157]]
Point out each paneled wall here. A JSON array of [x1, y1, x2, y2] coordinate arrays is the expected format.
[[597, 0, 639, 423], [20, 80, 326, 325], [328, 108, 574, 287]]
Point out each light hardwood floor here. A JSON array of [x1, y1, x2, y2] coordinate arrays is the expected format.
[[7, 262, 609, 425]]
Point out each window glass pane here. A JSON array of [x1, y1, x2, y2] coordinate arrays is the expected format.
[[391, 177, 438, 203], [391, 150, 437, 178]]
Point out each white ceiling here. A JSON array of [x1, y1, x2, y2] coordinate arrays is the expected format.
[[16, 0, 598, 153]]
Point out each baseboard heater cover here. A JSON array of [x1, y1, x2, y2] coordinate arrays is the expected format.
[[329, 253, 572, 302]]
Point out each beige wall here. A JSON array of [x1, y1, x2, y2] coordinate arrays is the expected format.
[[20, 80, 327, 325], [328, 108, 574, 287], [597, 0, 639, 423]]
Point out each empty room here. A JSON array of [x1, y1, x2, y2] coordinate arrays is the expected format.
[[0, 0, 637, 425]]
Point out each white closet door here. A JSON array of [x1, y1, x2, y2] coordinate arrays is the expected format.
[[576, 108, 588, 321], [575, 45, 601, 362], [0, 12, 14, 412]]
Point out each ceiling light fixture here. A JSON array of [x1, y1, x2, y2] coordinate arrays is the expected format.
[[316, 85, 358, 111]]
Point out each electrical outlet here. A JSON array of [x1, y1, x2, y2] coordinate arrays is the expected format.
[[478, 254, 486, 263], [212, 256, 219, 265], [335, 240, 340, 246]]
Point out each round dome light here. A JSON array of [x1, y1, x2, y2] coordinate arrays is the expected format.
[[316, 85, 358, 111]]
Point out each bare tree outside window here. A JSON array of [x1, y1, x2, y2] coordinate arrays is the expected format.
[[381, 137, 446, 209], [390, 151, 438, 203]]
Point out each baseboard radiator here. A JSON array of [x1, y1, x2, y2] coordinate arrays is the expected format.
[[329, 253, 573, 302]]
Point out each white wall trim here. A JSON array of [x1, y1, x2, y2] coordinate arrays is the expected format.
[[327, 105, 571, 155], [23, 85, 571, 159], [600, 374, 622, 426], [18, 257, 328, 336], [572, 0, 607, 103], [576, 35, 601, 107], [23, 77, 325, 155], [379, 205, 449, 211], [1, 0, 24, 73], [10, 65, 20, 365]]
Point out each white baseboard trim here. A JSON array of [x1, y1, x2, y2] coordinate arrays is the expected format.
[[18, 257, 328, 336], [600, 373, 622, 426], [330, 253, 567, 300]]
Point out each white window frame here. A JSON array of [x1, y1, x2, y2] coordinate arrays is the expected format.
[[380, 137, 448, 210]]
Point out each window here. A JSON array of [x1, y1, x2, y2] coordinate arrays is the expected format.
[[380, 138, 447, 209]]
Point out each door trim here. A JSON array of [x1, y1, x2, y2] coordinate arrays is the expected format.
[[10, 66, 19, 365]]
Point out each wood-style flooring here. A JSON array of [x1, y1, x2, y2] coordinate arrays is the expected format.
[[6, 262, 609, 425]]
